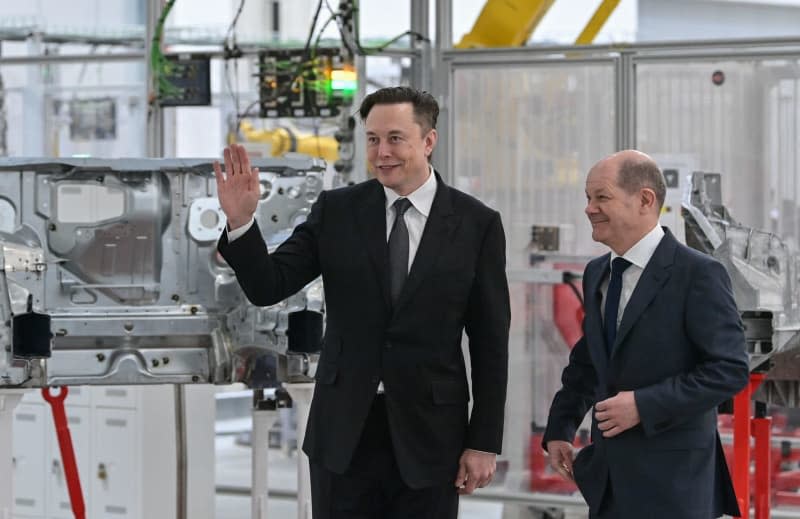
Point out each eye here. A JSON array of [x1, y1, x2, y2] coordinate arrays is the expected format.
[[367, 136, 378, 145], [390, 135, 402, 143]]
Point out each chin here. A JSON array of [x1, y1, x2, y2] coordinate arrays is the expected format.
[[376, 175, 397, 189], [591, 229, 607, 244]]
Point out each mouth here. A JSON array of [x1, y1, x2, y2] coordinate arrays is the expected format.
[[590, 219, 609, 226], [376, 164, 401, 172]]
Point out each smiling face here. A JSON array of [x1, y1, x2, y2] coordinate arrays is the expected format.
[[365, 102, 437, 196], [585, 159, 651, 255]]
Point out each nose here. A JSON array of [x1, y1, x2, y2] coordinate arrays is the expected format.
[[585, 200, 596, 216], [377, 140, 391, 158]]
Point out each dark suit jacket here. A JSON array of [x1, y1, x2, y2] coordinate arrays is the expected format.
[[218, 172, 510, 488], [543, 228, 748, 519]]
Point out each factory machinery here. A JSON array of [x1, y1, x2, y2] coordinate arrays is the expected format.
[[0, 156, 326, 518], [0, 157, 326, 389], [683, 172, 800, 518]]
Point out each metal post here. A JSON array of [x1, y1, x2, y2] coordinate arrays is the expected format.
[[23, 33, 45, 156], [145, 0, 164, 157], [251, 389, 280, 519], [410, 0, 431, 92], [283, 382, 315, 519], [350, 53, 368, 185], [615, 51, 636, 151], [0, 391, 26, 518], [434, 0, 452, 182], [174, 385, 187, 519]]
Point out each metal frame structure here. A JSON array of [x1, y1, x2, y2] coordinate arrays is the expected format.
[[439, 37, 800, 181]]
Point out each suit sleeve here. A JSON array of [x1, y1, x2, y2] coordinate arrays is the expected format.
[[634, 259, 749, 436], [542, 335, 598, 449], [464, 211, 511, 454], [217, 190, 326, 306]]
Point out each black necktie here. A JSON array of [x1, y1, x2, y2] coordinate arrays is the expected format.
[[604, 257, 632, 356], [388, 198, 413, 305]]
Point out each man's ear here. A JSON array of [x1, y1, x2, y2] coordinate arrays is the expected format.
[[640, 188, 657, 211], [425, 128, 438, 157]]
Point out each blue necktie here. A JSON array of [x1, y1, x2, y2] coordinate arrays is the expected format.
[[604, 257, 632, 356], [388, 198, 413, 305]]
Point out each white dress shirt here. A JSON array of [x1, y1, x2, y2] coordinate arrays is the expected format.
[[383, 165, 437, 272], [600, 225, 665, 329]]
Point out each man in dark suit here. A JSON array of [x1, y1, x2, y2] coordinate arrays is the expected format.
[[543, 150, 749, 519], [214, 86, 510, 518]]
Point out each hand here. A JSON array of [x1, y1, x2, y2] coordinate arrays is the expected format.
[[595, 390, 640, 437], [213, 143, 260, 230], [454, 449, 496, 495], [545, 440, 575, 481]]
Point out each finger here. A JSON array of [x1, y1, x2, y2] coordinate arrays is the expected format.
[[224, 148, 234, 177], [558, 465, 575, 481], [249, 167, 259, 192], [454, 463, 467, 488], [603, 425, 621, 438], [213, 160, 224, 185], [595, 400, 608, 411], [549, 449, 565, 471], [463, 475, 478, 495], [597, 420, 614, 431], [235, 144, 251, 177]]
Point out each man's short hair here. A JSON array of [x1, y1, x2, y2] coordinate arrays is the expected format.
[[617, 159, 667, 209], [358, 86, 439, 133]]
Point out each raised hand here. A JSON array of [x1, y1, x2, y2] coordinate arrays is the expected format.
[[213, 143, 260, 230]]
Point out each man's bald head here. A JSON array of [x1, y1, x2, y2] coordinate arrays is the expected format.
[[594, 150, 666, 211], [584, 150, 666, 254]]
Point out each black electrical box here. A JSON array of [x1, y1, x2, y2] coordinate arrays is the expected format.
[[258, 48, 352, 118], [159, 54, 212, 107]]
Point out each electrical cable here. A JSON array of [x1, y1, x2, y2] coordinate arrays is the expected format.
[[224, 0, 247, 137], [150, 0, 179, 101]]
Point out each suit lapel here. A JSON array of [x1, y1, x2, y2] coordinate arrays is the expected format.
[[611, 229, 676, 358], [355, 180, 391, 310], [393, 173, 460, 315], [585, 256, 610, 376]]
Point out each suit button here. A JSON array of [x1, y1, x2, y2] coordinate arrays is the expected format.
[[385, 342, 392, 349]]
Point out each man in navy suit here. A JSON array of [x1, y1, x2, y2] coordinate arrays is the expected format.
[[543, 150, 748, 519], [215, 87, 510, 518]]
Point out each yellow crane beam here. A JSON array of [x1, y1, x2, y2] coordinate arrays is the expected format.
[[455, 0, 556, 49], [456, 0, 623, 49], [575, 0, 622, 45]]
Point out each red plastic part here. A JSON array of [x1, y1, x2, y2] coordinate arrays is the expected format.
[[553, 263, 585, 349], [731, 373, 768, 519], [42, 387, 86, 519]]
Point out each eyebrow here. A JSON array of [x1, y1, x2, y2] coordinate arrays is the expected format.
[[365, 129, 406, 136]]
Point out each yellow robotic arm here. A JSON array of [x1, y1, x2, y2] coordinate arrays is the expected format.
[[239, 121, 339, 162]]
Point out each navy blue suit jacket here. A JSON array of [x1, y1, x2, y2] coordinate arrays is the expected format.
[[543, 228, 748, 518]]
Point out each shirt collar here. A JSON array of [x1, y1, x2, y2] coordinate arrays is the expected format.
[[610, 224, 665, 270], [383, 164, 437, 217]]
